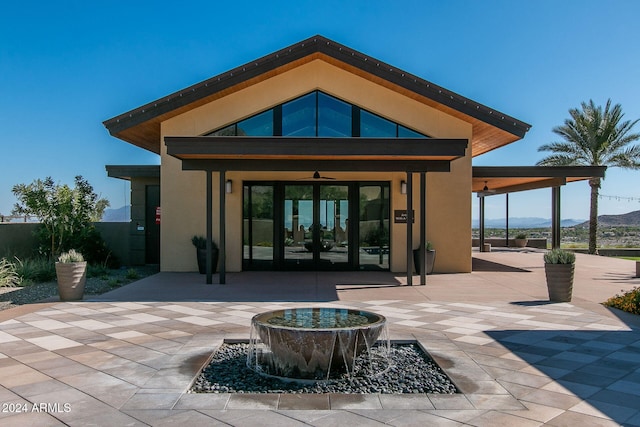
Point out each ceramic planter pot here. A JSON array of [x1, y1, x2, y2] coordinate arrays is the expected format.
[[514, 238, 528, 248], [196, 248, 219, 274], [544, 263, 574, 302], [413, 249, 436, 275], [55, 261, 87, 301]]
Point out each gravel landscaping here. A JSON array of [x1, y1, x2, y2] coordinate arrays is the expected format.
[[191, 342, 458, 394], [0, 265, 158, 311]]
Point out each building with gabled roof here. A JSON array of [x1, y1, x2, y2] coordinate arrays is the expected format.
[[104, 35, 602, 284]]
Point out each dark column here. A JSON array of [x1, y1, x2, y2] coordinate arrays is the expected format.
[[206, 170, 213, 284], [406, 172, 413, 286], [505, 193, 509, 247], [219, 170, 226, 284], [552, 186, 561, 249], [419, 172, 426, 285], [479, 195, 485, 251]]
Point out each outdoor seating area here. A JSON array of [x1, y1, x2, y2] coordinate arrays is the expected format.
[[0, 251, 639, 426]]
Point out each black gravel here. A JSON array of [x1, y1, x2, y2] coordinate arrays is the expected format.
[[191, 342, 458, 394]]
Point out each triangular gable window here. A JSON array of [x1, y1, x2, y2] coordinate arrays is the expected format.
[[205, 91, 428, 138]]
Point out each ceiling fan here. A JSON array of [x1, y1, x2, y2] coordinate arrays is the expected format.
[[297, 171, 336, 180], [478, 180, 496, 196]]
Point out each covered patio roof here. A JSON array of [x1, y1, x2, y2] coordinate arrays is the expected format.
[[165, 136, 468, 172], [105, 165, 160, 181], [473, 166, 606, 195], [165, 136, 468, 285], [472, 165, 606, 251]]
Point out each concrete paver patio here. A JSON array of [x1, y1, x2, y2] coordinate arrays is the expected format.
[[0, 250, 639, 426]]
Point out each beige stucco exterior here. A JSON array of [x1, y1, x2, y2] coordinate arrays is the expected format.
[[159, 59, 472, 274]]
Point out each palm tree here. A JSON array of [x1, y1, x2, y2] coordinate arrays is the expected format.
[[537, 99, 640, 254]]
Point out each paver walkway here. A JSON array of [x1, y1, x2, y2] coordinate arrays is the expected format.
[[0, 250, 639, 426]]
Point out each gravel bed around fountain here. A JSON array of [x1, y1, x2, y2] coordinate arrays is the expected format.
[[191, 342, 458, 394]]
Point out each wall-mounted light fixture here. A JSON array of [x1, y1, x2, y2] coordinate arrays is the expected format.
[[400, 180, 407, 195], [226, 179, 233, 194]]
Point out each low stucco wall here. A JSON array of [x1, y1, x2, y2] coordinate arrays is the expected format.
[[0, 223, 39, 259], [0, 222, 130, 265], [471, 238, 548, 249]]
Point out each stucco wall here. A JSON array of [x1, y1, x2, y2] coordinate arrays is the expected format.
[[160, 59, 472, 273], [0, 222, 130, 265]]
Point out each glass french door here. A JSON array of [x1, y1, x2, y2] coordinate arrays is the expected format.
[[243, 182, 389, 271], [283, 184, 350, 269]]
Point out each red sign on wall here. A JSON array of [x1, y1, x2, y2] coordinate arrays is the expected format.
[[155, 207, 161, 225]]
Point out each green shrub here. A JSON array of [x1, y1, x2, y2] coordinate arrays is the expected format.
[[544, 249, 576, 264], [13, 257, 56, 283], [71, 226, 119, 268], [126, 268, 139, 280], [88, 263, 109, 279], [515, 233, 527, 240], [604, 287, 640, 315], [192, 236, 218, 250], [0, 258, 19, 287]]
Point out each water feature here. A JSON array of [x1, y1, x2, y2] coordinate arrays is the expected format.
[[247, 307, 390, 381]]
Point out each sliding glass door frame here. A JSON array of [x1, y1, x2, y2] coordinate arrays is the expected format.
[[243, 181, 390, 271]]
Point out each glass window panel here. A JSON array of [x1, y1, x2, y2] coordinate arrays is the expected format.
[[318, 93, 351, 137], [243, 185, 274, 267], [319, 185, 349, 265], [284, 185, 314, 265], [398, 125, 427, 138], [207, 124, 236, 136], [237, 110, 273, 136], [359, 184, 390, 270], [360, 110, 397, 137], [282, 93, 316, 136]]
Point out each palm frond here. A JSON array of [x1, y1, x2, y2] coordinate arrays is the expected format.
[[541, 98, 640, 171], [607, 144, 640, 169], [536, 154, 581, 166]]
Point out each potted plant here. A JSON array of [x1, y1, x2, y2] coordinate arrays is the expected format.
[[55, 249, 87, 301], [413, 241, 436, 275], [192, 236, 219, 274], [544, 248, 576, 302], [514, 232, 528, 248]]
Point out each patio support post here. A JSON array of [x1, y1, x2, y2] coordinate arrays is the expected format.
[[419, 172, 426, 285], [406, 172, 413, 286], [206, 169, 213, 284], [505, 193, 509, 247], [219, 170, 226, 284], [479, 195, 486, 251], [552, 186, 561, 249]]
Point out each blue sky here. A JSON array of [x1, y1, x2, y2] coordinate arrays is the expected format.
[[1, 0, 639, 221]]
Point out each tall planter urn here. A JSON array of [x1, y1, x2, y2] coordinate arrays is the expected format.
[[544, 249, 575, 302], [192, 236, 219, 275], [413, 242, 436, 275], [55, 250, 87, 301]]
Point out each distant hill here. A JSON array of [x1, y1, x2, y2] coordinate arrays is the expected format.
[[472, 217, 585, 229], [576, 210, 640, 227], [101, 206, 130, 222]]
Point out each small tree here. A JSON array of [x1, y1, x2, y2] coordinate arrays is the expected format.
[[12, 176, 110, 258], [537, 100, 640, 254]]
